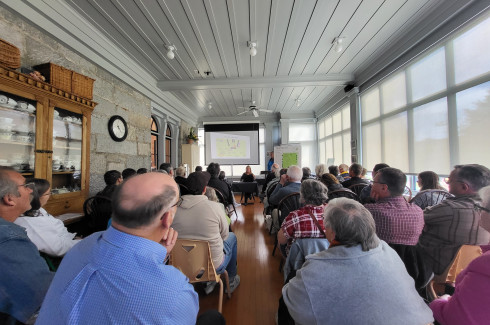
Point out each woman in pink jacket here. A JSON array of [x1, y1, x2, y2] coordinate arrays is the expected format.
[[429, 185, 490, 324]]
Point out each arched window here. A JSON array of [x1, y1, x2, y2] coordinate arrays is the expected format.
[[151, 117, 158, 169], [165, 125, 172, 163]]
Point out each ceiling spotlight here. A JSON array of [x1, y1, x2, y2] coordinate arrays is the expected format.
[[332, 37, 344, 53], [295, 98, 302, 107], [207, 102, 212, 109], [166, 45, 176, 59], [248, 41, 257, 57]]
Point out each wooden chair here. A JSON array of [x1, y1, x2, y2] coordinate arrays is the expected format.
[[272, 192, 302, 258], [82, 195, 112, 236], [264, 180, 280, 219], [328, 189, 359, 202], [427, 244, 482, 301], [170, 239, 231, 313], [208, 186, 238, 219], [348, 183, 368, 196], [410, 189, 453, 209]]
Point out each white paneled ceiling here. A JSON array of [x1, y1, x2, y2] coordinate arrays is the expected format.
[[1, 0, 479, 124]]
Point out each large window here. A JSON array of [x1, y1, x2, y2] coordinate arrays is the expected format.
[[360, 16, 490, 174], [289, 121, 317, 169], [317, 104, 351, 167], [151, 117, 158, 169], [165, 125, 172, 163]]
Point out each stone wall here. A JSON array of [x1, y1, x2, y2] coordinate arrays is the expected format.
[[0, 7, 151, 195]]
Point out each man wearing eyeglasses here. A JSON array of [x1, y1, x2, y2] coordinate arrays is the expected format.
[[0, 166, 54, 324], [417, 164, 490, 276], [37, 172, 200, 324]]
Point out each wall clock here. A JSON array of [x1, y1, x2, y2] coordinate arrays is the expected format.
[[108, 115, 128, 142]]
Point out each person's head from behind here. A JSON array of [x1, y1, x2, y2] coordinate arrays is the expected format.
[[159, 163, 174, 176], [0, 166, 35, 221], [372, 167, 406, 199], [300, 180, 328, 206], [207, 162, 221, 178], [195, 166, 202, 172], [137, 168, 148, 175], [323, 198, 379, 251], [446, 164, 490, 196], [302, 167, 311, 180], [111, 173, 179, 238], [205, 187, 219, 203], [175, 166, 186, 178], [315, 164, 326, 178], [361, 168, 367, 178], [24, 178, 51, 216], [219, 171, 226, 181], [328, 165, 339, 176], [104, 170, 122, 186], [349, 163, 363, 177], [122, 168, 137, 180], [417, 171, 441, 190], [287, 165, 302, 182], [186, 171, 211, 195], [478, 185, 490, 232], [372, 163, 390, 178], [320, 173, 340, 187]]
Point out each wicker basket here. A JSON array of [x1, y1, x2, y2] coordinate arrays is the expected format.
[[0, 38, 21, 69], [33, 62, 95, 99]]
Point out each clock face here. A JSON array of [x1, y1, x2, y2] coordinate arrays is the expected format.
[[108, 115, 128, 142]]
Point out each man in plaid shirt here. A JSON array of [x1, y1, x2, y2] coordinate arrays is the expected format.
[[417, 164, 490, 275], [365, 167, 424, 245]]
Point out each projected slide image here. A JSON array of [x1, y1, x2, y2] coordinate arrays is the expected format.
[[210, 133, 250, 159]]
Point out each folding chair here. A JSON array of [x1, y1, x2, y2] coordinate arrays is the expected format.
[[348, 183, 368, 196], [209, 186, 238, 219], [170, 239, 231, 313], [328, 189, 359, 202], [410, 189, 453, 210]]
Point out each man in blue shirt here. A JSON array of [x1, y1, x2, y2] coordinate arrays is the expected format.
[[0, 167, 54, 324], [37, 172, 199, 324]]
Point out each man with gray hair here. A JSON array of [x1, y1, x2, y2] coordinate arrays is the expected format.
[[0, 167, 53, 324], [37, 173, 199, 324], [269, 165, 302, 231], [417, 164, 490, 275], [281, 198, 433, 324], [365, 167, 424, 246]]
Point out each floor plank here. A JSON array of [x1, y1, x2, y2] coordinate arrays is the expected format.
[[197, 196, 284, 324]]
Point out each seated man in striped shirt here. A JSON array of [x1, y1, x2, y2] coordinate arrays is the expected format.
[[364, 167, 424, 246]]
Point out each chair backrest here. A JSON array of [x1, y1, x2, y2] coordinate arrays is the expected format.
[[170, 239, 219, 284], [348, 183, 368, 196], [403, 186, 413, 201], [277, 192, 302, 225], [409, 189, 453, 210], [265, 181, 279, 199], [83, 195, 112, 233], [328, 189, 359, 202], [207, 186, 226, 205], [179, 183, 191, 196]]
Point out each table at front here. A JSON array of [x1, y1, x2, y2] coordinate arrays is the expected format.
[[232, 182, 259, 204]]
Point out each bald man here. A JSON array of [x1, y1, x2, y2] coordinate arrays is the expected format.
[[37, 173, 199, 324]]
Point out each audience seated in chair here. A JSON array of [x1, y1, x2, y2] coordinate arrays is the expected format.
[[15, 178, 80, 257], [159, 163, 174, 177], [338, 163, 351, 182], [319, 173, 344, 192], [207, 163, 234, 207], [429, 185, 490, 324], [262, 163, 280, 195], [282, 238, 329, 283], [171, 171, 241, 294], [174, 166, 188, 187], [314, 164, 326, 180], [36, 172, 202, 324], [280, 198, 433, 325], [410, 170, 451, 209], [417, 164, 490, 276], [0, 167, 53, 324], [341, 163, 369, 188], [278, 180, 328, 256], [269, 166, 302, 230], [121, 168, 136, 180], [301, 167, 314, 182], [97, 170, 123, 199], [364, 167, 424, 246], [359, 163, 390, 204]]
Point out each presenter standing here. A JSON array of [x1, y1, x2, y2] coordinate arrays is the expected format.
[[267, 152, 274, 171]]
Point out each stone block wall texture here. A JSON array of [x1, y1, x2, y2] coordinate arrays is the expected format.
[[0, 7, 153, 195]]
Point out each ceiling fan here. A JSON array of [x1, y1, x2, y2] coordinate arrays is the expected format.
[[237, 101, 273, 117]]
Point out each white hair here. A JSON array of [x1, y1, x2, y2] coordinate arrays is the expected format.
[[287, 165, 302, 182]]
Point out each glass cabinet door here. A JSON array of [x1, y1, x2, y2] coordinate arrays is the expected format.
[[0, 92, 36, 177], [52, 107, 82, 194]]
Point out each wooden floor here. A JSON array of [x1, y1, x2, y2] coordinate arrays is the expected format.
[[198, 195, 284, 324]]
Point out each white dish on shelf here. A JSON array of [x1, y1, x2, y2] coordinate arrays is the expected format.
[[4, 98, 17, 108], [26, 104, 36, 113], [0, 95, 7, 104], [16, 101, 28, 110]]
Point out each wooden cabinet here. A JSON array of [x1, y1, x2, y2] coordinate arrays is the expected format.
[[0, 66, 96, 215], [181, 143, 200, 174]]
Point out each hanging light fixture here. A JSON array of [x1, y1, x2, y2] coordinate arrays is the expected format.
[[248, 41, 257, 57], [207, 102, 213, 109], [295, 98, 302, 107], [166, 44, 176, 59], [332, 37, 345, 53]]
